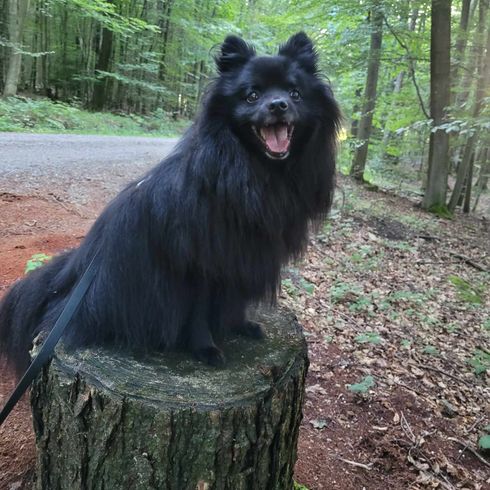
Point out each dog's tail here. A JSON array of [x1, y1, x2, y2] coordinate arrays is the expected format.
[[0, 252, 74, 376]]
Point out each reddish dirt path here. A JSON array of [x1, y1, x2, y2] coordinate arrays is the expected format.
[[0, 193, 94, 489]]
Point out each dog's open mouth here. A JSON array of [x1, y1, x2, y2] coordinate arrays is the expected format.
[[252, 123, 294, 160]]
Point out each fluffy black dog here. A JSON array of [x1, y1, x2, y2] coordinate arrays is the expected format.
[[0, 32, 340, 372]]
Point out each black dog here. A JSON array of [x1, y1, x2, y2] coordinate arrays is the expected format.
[[0, 32, 340, 372]]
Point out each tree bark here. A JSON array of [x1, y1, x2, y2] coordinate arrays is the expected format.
[[472, 147, 489, 211], [91, 24, 114, 110], [350, 5, 383, 181], [448, 0, 489, 213], [3, 0, 30, 96], [31, 307, 308, 490], [422, 0, 452, 211], [452, 0, 472, 88]]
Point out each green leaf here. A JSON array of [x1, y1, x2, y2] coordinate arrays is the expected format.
[[355, 332, 382, 344], [468, 350, 490, 375], [423, 345, 439, 356], [478, 435, 490, 450], [25, 253, 52, 274], [299, 278, 315, 295], [281, 278, 298, 297], [347, 375, 375, 393], [294, 483, 310, 490]]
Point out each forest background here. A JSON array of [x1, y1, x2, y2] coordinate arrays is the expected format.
[[0, 0, 489, 216]]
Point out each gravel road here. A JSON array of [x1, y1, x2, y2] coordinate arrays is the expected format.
[[0, 133, 178, 212]]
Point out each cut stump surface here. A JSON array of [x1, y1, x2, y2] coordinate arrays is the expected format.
[[31, 307, 308, 490]]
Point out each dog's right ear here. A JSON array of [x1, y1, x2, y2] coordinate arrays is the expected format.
[[215, 35, 255, 73]]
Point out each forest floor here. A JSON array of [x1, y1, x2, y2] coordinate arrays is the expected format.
[[0, 169, 489, 489]]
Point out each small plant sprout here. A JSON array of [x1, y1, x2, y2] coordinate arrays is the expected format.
[[25, 253, 52, 274], [347, 375, 375, 394], [468, 350, 490, 375], [355, 332, 382, 344], [448, 275, 484, 305], [423, 345, 439, 356]]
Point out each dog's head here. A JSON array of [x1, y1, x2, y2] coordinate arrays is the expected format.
[[211, 32, 339, 161]]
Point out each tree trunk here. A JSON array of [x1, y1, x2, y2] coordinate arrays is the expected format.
[[31, 307, 308, 490], [463, 155, 473, 213], [448, 1, 489, 213], [473, 147, 489, 211], [350, 87, 362, 138], [3, 0, 30, 96], [455, 0, 480, 108], [422, 0, 452, 212], [452, 0, 472, 88], [91, 24, 114, 110], [350, 5, 383, 181]]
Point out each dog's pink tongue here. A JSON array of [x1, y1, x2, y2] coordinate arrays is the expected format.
[[261, 124, 289, 153]]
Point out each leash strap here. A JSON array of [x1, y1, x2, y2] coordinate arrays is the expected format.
[[0, 253, 98, 427]]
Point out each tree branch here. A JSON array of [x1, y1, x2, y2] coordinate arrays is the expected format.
[[383, 16, 430, 119]]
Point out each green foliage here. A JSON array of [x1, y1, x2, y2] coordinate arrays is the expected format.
[[67, 0, 159, 34], [355, 332, 382, 345], [347, 375, 375, 393], [0, 97, 188, 136], [349, 296, 375, 314], [330, 281, 363, 303], [281, 278, 298, 297], [467, 350, 490, 375], [444, 323, 459, 333], [400, 339, 411, 348], [294, 482, 310, 490], [448, 275, 485, 305], [282, 277, 315, 297], [25, 253, 52, 274], [423, 345, 439, 356]]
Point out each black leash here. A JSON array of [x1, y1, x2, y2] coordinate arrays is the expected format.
[[0, 254, 98, 427]]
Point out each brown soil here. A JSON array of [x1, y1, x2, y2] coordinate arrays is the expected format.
[[0, 179, 489, 490]]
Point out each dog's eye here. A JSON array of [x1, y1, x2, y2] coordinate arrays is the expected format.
[[290, 89, 301, 101], [246, 91, 260, 103]]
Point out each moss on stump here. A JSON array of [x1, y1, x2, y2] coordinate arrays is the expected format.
[[30, 307, 309, 490]]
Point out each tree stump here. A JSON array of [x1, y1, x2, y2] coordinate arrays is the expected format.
[[30, 307, 309, 490]]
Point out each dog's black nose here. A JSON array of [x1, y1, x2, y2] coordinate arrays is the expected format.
[[268, 98, 288, 113]]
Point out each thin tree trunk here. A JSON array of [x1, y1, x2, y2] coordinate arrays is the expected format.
[[4, 0, 30, 96], [456, 0, 479, 107], [350, 5, 383, 181], [350, 88, 362, 138], [448, 0, 489, 212], [452, 0, 472, 87], [463, 155, 473, 213], [472, 148, 489, 211], [422, 0, 452, 211], [91, 24, 113, 110]]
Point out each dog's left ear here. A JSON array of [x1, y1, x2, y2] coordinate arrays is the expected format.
[[215, 35, 255, 73], [278, 32, 318, 74]]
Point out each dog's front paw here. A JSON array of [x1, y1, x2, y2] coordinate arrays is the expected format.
[[235, 320, 265, 340], [194, 346, 226, 367]]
